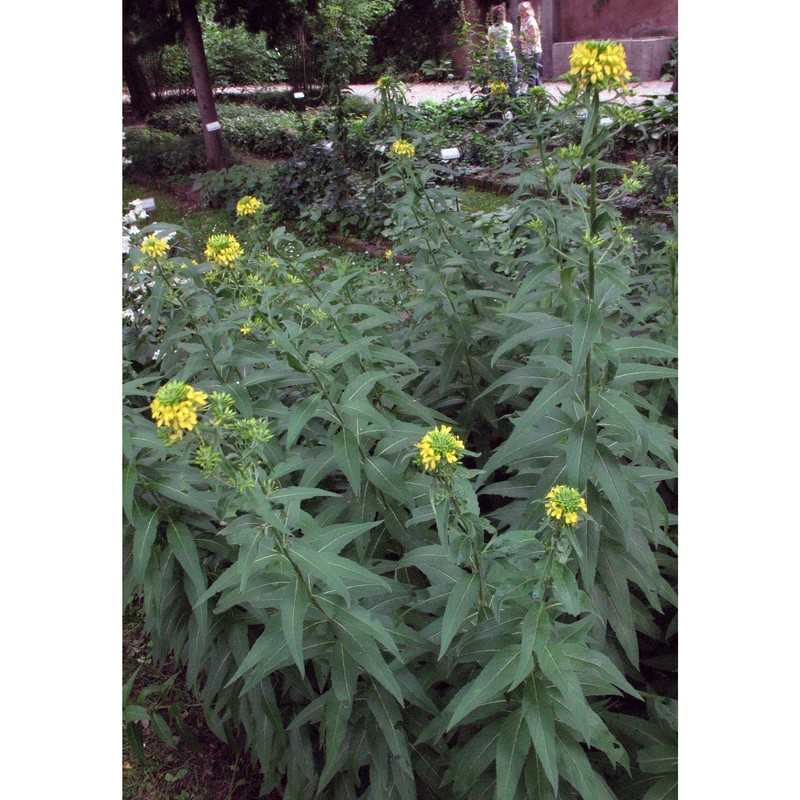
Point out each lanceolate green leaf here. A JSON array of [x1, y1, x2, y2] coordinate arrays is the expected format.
[[556, 732, 617, 800], [522, 674, 559, 794], [446, 646, 524, 731], [280, 574, 309, 676], [166, 521, 207, 606], [512, 602, 552, 688], [285, 391, 324, 448], [328, 609, 404, 705], [571, 301, 602, 378], [566, 413, 597, 488], [641, 774, 678, 800], [594, 444, 633, 533], [439, 571, 480, 659], [333, 426, 362, 494], [495, 708, 531, 800], [514, 379, 575, 430], [364, 454, 413, 506], [130, 502, 159, 589]]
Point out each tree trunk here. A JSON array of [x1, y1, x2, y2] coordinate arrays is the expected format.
[[509, 0, 519, 44], [539, 0, 558, 80], [177, 0, 227, 172], [451, 0, 482, 79], [122, 31, 155, 119]]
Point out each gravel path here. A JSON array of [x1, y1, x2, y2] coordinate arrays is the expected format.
[[124, 79, 672, 107], [348, 79, 672, 106]]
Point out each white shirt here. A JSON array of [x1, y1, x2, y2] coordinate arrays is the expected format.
[[488, 22, 514, 55], [520, 15, 542, 53]]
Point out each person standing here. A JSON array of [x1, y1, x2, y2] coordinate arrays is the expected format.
[[486, 4, 518, 94], [518, 1, 543, 89]]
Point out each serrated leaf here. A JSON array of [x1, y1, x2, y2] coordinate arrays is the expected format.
[[439, 571, 480, 659]]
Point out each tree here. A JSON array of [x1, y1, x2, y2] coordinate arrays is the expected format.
[[177, 0, 227, 171], [122, 0, 182, 118]]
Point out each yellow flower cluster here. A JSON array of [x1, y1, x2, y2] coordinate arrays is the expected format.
[[141, 234, 169, 259], [205, 233, 243, 266], [150, 380, 208, 441], [414, 424, 465, 472], [489, 81, 508, 95], [544, 485, 588, 526], [569, 40, 631, 89], [384, 249, 393, 260], [391, 139, 415, 158], [236, 196, 264, 217]]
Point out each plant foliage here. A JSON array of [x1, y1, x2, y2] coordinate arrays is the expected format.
[[123, 71, 677, 800]]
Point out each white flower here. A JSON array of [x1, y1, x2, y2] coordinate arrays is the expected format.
[[122, 235, 131, 254], [122, 308, 135, 320], [152, 349, 161, 361]]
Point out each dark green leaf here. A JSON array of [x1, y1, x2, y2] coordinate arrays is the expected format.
[[495, 708, 531, 800], [280, 574, 309, 676], [522, 675, 559, 794], [439, 571, 480, 659]]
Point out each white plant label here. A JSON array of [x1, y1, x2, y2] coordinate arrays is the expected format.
[[206, 121, 221, 132], [440, 147, 461, 161]]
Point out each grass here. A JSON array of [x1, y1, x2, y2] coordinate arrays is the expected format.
[[457, 187, 509, 215], [124, 180, 236, 248], [123, 603, 268, 800]]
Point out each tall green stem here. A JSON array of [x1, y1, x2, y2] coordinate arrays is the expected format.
[[584, 90, 600, 414]]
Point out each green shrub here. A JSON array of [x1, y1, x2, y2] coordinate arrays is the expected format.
[[123, 127, 209, 177], [191, 164, 277, 209], [144, 23, 285, 91], [123, 71, 677, 800], [148, 103, 312, 158]]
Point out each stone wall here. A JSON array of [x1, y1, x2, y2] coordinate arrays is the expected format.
[[557, 0, 677, 41]]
